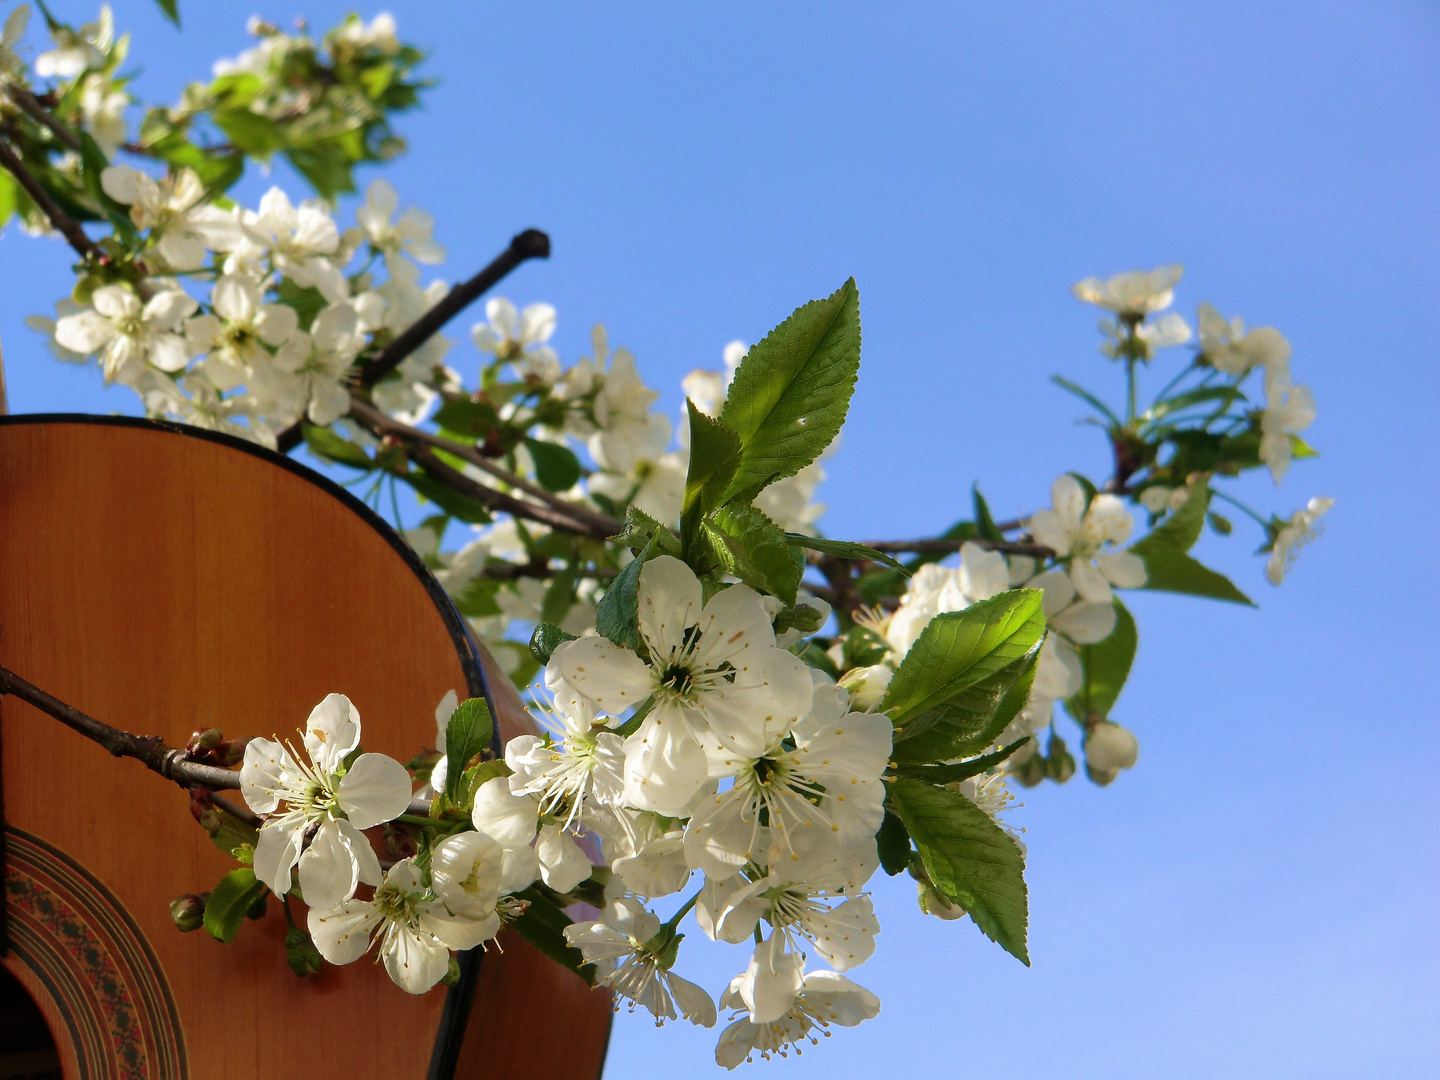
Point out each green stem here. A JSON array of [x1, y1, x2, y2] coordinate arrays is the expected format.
[[612, 695, 654, 739], [664, 888, 702, 931], [1151, 360, 1198, 409], [1210, 488, 1270, 528], [396, 813, 445, 829], [1125, 355, 1137, 425]]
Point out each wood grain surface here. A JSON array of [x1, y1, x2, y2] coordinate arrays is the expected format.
[[0, 417, 610, 1080]]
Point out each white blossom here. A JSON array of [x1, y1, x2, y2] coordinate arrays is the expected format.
[[35, 4, 111, 79], [356, 178, 444, 263], [555, 556, 812, 816], [54, 283, 196, 383], [1266, 496, 1333, 585], [1084, 720, 1139, 785], [470, 776, 592, 894], [715, 970, 880, 1068], [1072, 265, 1183, 317], [586, 327, 670, 472], [472, 297, 559, 380], [0, 6, 29, 86], [78, 73, 128, 156], [1101, 311, 1191, 360], [237, 187, 346, 301], [184, 273, 298, 391], [1028, 476, 1146, 604], [100, 166, 243, 271], [270, 303, 364, 425], [564, 897, 717, 1027], [882, 541, 1010, 659], [1259, 366, 1316, 484], [240, 694, 412, 911], [308, 856, 496, 995], [1197, 303, 1292, 377]]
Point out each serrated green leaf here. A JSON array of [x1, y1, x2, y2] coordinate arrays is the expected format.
[[303, 423, 373, 470], [434, 396, 500, 439], [203, 867, 265, 945], [530, 621, 577, 665], [612, 505, 682, 557], [890, 647, 1037, 764], [681, 401, 743, 560], [596, 541, 651, 651], [880, 589, 1045, 726], [888, 778, 1028, 964], [784, 534, 909, 576], [719, 279, 860, 504], [444, 698, 493, 802], [892, 737, 1032, 785], [701, 505, 801, 604], [1134, 545, 1254, 605], [1064, 600, 1136, 723], [525, 438, 582, 493], [511, 887, 596, 984], [842, 624, 891, 669]]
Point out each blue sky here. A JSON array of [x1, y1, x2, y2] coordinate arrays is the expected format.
[[2, 2, 1436, 1077]]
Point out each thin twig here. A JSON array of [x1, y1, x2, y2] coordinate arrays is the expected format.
[[275, 230, 551, 454], [350, 399, 623, 538], [0, 663, 241, 791], [5, 86, 83, 152], [0, 137, 102, 260], [405, 445, 615, 539]]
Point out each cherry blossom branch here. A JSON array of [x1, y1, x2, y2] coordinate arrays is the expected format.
[[275, 230, 551, 455], [5, 87, 84, 153], [859, 538, 1055, 558], [0, 663, 242, 791], [349, 399, 624, 538], [0, 135, 103, 261]]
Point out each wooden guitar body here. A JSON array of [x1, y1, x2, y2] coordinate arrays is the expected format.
[[0, 416, 611, 1079]]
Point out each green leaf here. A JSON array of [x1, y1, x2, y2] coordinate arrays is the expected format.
[[784, 534, 910, 576], [1134, 545, 1254, 605], [153, 0, 180, 27], [680, 401, 743, 559], [540, 569, 577, 627], [451, 577, 502, 618], [511, 887, 595, 984], [196, 802, 259, 863], [701, 505, 802, 605], [596, 541, 651, 651], [0, 171, 18, 230], [880, 589, 1045, 726], [888, 779, 1029, 964], [890, 647, 1037, 765], [612, 505, 682, 557], [893, 737, 1032, 785], [1064, 600, 1137, 723], [1132, 483, 1209, 553], [274, 279, 328, 331], [434, 396, 501, 439], [524, 438, 582, 493], [444, 697, 494, 802], [1290, 434, 1319, 460], [876, 811, 912, 876], [403, 473, 493, 524], [203, 868, 266, 945], [773, 601, 826, 638], [719, 279, 861, 504], [213, 109, 287, 159], [972, 485, 1002, 543], [530, 622, 577, 665], [1144, 385, 1244, 424], [302, 423, 373, 470]]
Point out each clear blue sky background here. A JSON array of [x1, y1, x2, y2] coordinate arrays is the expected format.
[[2, 3, 1436, 1077]]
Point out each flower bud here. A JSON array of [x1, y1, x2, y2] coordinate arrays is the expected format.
[[916, 881, 965, 921], [1084, 720, 1138, 785], [1046, 733, 1077, 784], [170, 893, 207, 933], [285, 926, 323, 977], [837, 664, 892, 711]]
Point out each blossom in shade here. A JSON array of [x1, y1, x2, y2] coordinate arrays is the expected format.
[[1266, 497, 1333, 585], [472, 297, 560, 381], [1084, 720, 1139, 785], [101, 166, 243, 271], [1259, 366, 1316, 484], [1197, 303, 1292, 377], [356, 178, 445, 263]]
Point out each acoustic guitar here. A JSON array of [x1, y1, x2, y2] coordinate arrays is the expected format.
[[0, 415, 613, 1080]]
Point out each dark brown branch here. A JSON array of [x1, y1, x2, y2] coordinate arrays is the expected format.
[[5, 87, 83, 152], [0, 663, 241, 791], [0, 137, 103, 260], [275, 230, 551, 454], [406, 445, 616, 539], [349, 400, 623, 538]]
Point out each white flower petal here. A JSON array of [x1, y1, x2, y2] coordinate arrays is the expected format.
[[337, 753, 412, 828], [554, 637, 653, 714], [471, 777, 540, 849], [304, 693, 362, 775], [307, 899, 380, 966]]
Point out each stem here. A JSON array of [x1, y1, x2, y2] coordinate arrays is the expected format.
[[396, 813, 444, 829], [855, 538, 1054, 558], [1209, 488, 1270, 528], [6, 86, 84, 152], [663, 888, 702, 930], [0, 136, 103, 260], [1151, 359, 1199, 408], [349, 400, 622, 538], [0, 663, 242, 791], [1125, 355, 1137, 425]]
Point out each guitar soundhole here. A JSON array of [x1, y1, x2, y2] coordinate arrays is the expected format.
[[0, 966, 62, 1080]]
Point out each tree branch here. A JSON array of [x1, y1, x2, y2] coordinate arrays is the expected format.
[[5, 87, 83, 152], [275, 230, 551, 455], [857, 537, 1055, 558], [0, 136, 103, 261], [405, 445, 617, 539], [349, 400, 623, 539], [0, 663, 241, 791]]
